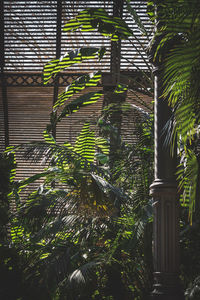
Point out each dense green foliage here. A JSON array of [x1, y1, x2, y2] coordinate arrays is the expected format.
[[148, 0, 200, 297], [0, 4, 154, 300], [1, 101, 154, 299], [148, 0, 200, 221], [2, 1, 200, 299]]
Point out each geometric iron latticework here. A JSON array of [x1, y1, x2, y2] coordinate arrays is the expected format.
[[2, 71, 152, 90], [2, 73, 82, 87]]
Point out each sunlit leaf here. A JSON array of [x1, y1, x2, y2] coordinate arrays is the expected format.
[[56, 90, 103, 123], [63, 8, 133, 41], [53, 72, 102, 109], [43, 48, 104, 84], [74, 123, 95, 162]]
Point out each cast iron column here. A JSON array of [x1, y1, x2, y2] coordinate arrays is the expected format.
[[149, 33, 185, 300]]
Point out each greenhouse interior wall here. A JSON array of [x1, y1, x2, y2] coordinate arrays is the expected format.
[[0, 0, 152, 194]]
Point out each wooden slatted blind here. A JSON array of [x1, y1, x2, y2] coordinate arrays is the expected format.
[[4, 0, 57, 71], [5, 86, 105, 198], [4, 0, 151, 72]]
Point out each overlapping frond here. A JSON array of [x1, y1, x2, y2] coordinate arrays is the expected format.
[[56, 90, 103, 124], [126, 0, 150, 37], [148, 0, 200, 219], [177, 146, 199, 223], [63, 8, 133, 41], [6, 142, 108, 179], [74, 122, 95, 162]]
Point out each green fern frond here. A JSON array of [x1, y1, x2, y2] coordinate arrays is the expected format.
[[177, 149, 198, 223], [74, 123, 95, 162], [63, 141, 74, 151], [126, 0, 150, 37], [95, 137, 109, 155], [10, 142, 109, 179], [43, 130, 56, 144]]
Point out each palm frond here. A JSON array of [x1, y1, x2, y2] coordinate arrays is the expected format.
[[126, 0, 150, 38], [95, 136, 109, 155], [69, 261, 100, 286], [74, 122, 95, 162], [56, 90, 103, 125], [148, 0, 200, 220], [91, 173, 127, 202], [177, 149, 199, 223], [6, 142, 109, 179]]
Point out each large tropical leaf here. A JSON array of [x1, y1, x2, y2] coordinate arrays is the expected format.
[[43, 47, 105, 84], [64, 8, 133, 41], [126, 0, 149, 37], [46, 90, 103, 133], [53, 72, 102, 109], [57, 90, 103, 123]]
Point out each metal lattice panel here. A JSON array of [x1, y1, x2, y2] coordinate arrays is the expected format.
[[3, 73, 84, 87]]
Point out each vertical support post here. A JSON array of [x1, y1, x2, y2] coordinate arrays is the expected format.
[[101, 4, 127, 298], [150, 73, 184, 299], [110, 0, 123, 84], [103, 0, 125, 177], [0, 0, 9, 148], [149, 6, 184, 299], [52, 0, 62, 138]]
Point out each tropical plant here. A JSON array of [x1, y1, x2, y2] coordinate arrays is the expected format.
[[2, 2, 155, 299], [147, 0, 200, 295], [5, 110, 153, 300], [147, 0, 200, 221]]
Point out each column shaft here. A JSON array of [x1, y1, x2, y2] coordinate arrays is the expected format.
[[150, 68, 184, 300]]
